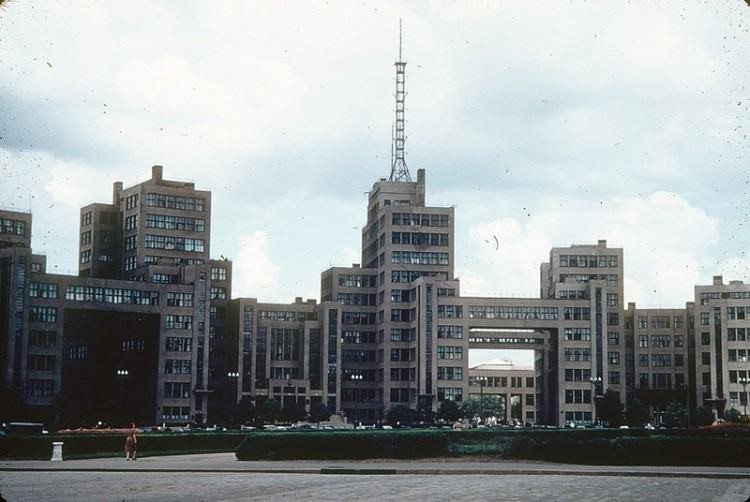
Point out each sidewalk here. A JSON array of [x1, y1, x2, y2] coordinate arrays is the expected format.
[[1, 453, 748, 479]]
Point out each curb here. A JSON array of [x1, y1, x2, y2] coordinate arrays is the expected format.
[[0, 467, 747, 479]]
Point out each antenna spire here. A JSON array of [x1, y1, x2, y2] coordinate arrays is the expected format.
[[389, 19, 412, 183]]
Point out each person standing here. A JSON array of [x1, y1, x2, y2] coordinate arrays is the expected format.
[[124, 423, 138, 460]]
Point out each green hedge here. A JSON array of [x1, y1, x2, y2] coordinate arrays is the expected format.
[[235, 431, 449, 460], [0, 432, 247, 460], [236, 428, 750, 466]]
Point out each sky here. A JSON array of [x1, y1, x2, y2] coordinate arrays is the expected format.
[[1, 1, 749, 367]]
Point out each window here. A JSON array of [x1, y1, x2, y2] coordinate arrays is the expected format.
[[30, 306, 57, 323], [607, 331, 619, 346], [391, 250, 449, 266], [563, 348, 591, 362], [81, 212, 92, 226], [651, 335, 671, 348], [64, 285, 158, 305], [146, 193, 205, 211], [389, 328, 414, 342], [438, 387, 463, 402], [526, 377, 534, 388], [29, 330, 56, 348], [701, 332, 710, 345], [80, 230, 92, 245], [469, 305, 558, 320], [437, 346, 463, 360], [164, 359, 192, 374], [26, 379, 54, 396], [125, 235, 137, 251], [210, 287, 227, 300], [437, 325, 463, 339], [564, 369, 592, 382], [271, 328, 299, 361], [565, 389, 592, 404], [211, 267, 227, 281], [638, 335, 648, 348], [167, 292, 193, 307], [701, 352, 711, 365], [165, 315, 193, 330], [607, 312, 619, 326], [27, 354, 55, 371], [564, 307, 590, 321], [608, 351, 620, 365], [608, 371, 620, 384], [146, 214, 206, 232], [638, 316, 648, 329], [700, 312, 710, 325], [29, 282, 58, 299], [337, 274, 376, 288], [651, 354, 672, 367], [392, 212, 449, 227], [144, 234, 205, 253], [437, 367, 463, 381], [650, 316, 670, 329], [164, 382, 191, 399], [337, 293, 376, 306], [124, 255, 137, 271], [673, 316, 684, 329], [564, 328, 591, 341], [437, 305, 462, 319], [125, 214, 138, 230], [166, 337, 192, 352], [675, 354, 684, 367], [639, 354, 649, 367], [606, 293, 618, 307], [261, 310, 307, 322], [674, 335, 684, 348], [125, 193, 138, 210], [80, 250, 91, 264]]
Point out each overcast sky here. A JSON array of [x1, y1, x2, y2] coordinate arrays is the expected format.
[[2, 1, 749, 365]]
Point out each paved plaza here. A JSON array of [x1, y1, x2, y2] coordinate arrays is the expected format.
[[1, 454, 749, 501]]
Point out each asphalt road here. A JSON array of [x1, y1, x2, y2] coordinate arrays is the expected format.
[[1, 454, 749, 501]]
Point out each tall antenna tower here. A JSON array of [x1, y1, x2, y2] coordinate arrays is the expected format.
[[389, 19, 412, 182]]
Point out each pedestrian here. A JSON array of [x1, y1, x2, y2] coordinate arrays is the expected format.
[[124, 422, 137, 460]]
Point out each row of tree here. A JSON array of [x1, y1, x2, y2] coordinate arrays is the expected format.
[[233, 397, 333, 426]]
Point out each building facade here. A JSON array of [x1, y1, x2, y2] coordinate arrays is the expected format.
[[3, 166, 749, 427]]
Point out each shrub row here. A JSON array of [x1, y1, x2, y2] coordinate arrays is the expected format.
[[235, 431, 450, 460], [236, 428, 750, 466], [0, 433, 247, 460]]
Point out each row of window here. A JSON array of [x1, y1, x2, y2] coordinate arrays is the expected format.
[[391, 232, 449, 246], [146, 192, 205, 212], [165, 315, 193, 330], [559, 274, 618, 286], [337, 274, 376, 288], [146, 213, 206, 232], [0, 217, 26, 236], [29, 282, 58, 299], [438, 325, 463, 339], [437, 345, 463, 360], [559, 255, 618, 268], [65, 285, 160, 305], [468, 305, 559, 321], [392, 213, 449, 227], [636, 315, 684, 329], [391, 270, 448, 283], [144, 234, 205, 253], [259, 310, 306, 322], [392, 251, 449, 266], [638, 334, 685, 348], [343, 330, 377, 344], [336, 293, 376, 306]]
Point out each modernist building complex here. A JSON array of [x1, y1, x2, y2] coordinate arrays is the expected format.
[[2, 164, 749, 427]]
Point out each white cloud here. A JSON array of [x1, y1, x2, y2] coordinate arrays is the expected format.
[[233, 232, 281, 300], [43, 161, 112, 207], [457, 191, 720, 308]]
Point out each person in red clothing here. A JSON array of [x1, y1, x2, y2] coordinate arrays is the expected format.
[[124, 423, 138, 460]]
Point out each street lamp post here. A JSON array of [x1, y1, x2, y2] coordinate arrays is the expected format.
[[739, 376, 749, 418], [478, 376, 488, 425], [351, 373, 363, 427], [116, 369, 129, 425], [590, 376, 602, 426], [227, 371, 239, 425]]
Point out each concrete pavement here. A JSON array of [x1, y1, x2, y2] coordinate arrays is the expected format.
[[1, 453, 749, 478]]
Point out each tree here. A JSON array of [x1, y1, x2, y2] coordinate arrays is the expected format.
[[281, 401, 306, 423], [598, 390, 623, 427], [724, 407, 742, 423], [663, 400, 688, 428], [461, 395, 504, 421], [384, 404, 414, 427], [308, 403, 332, 426], [235, 397, 258, 426], [259, 398, 281, 424], [625, 399, 650, 427], [437, 400, 463, 423], [695, 406, 715, 427]]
